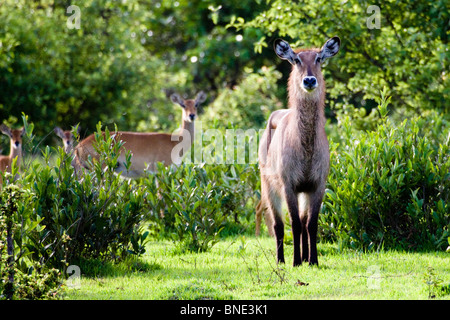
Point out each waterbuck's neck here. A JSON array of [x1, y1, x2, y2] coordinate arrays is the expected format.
[[10, 144, 22, 166], [181, 119, 195, 139], [288, 73, 326, 151]]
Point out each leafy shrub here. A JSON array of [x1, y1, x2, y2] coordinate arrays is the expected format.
[[9, 268, 62, 300], [321, 97, 450, 251], [145, 163, 225, 252], [1, 184, 63, 300], [145, 162, 259, 252], [25, 125, 149, 267], [1, 123, 150, 282]]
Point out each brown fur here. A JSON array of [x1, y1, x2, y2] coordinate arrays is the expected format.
[[72, 92, 206, 178], [55, 127, 75, 154], [257, 38, 339, 266], [0, 124, 24, 184]]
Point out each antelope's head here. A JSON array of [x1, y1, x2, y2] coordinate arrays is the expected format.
[[0, 124, 25, 151], [55, 127, 75, 153], [171, 91, 207, 123], [274, 37, 340, 95]]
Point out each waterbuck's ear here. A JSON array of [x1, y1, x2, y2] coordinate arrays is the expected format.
[[195, 91, 207, 106], [274, 39, 301, 65], [170, 93, 185, 108], [54, 126, 64, 139], [317, 36, 340, 64], [0, 124, 12, 137]]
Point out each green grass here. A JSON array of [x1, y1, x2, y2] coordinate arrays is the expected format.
[[64, 236, 450, 300]]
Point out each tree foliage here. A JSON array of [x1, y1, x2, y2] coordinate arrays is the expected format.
[[0, 0, 272, 141], [1, 0, 447, 143], [229, 0, 449, 121]]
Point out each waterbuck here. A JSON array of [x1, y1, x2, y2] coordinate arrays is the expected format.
[[257, 37, 340, 266], [73, 91, 206, 177], [0, 124, 25, 184]]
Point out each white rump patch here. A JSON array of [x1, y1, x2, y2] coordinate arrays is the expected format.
[[298, 193, 310, 219]]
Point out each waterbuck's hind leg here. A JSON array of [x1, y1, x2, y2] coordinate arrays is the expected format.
[[255, 199, 275, 237], [273, 213, 285, 264], [264, 185, 284, 264], [264, 207, 275, 237], [255, 200, 263, 236]]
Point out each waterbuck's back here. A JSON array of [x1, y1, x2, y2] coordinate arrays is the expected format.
[[115, 131, 180, 171], [74, 131, 181, 173]]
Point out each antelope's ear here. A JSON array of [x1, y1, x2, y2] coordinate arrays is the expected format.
[[54, 126, 64, 139], [195, 91, 207, 106], [317, 36, 340, 64], [170, 93, 185, 108], [274, 39, 301, 65], [0, 124, 11, 137]]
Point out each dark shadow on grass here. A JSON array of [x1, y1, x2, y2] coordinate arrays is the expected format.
[[71, 256, 163, 278]]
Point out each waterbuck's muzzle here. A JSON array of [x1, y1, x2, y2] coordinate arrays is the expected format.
[[302, 76, 318, 91]]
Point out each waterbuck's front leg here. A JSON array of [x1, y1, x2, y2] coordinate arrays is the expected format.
[[306, 190, 325, 265], [285, 190, 302, 267]]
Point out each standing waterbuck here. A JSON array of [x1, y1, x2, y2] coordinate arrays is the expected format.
[[0, 124, 25, 184], [257, 37, 340, 266], [54, 126, 76, 154], [73, 91, 206, 177]]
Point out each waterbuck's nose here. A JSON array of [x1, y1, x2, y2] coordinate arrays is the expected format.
[[189, 114, 196, 121], [14, 141, 20, 148], [302, 76, 317, 90]]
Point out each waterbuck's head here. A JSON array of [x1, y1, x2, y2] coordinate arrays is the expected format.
[[0, 124, 24, 151], [274, 37, 340, 95], [171, 91, 207, 123], [54, 126, 76, 153]]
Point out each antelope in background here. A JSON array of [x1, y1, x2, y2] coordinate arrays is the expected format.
[[54, 126, 76, 154], [73, 91, 207, 177], [257, 37, 340, 266], [0, 124, 25, 183]]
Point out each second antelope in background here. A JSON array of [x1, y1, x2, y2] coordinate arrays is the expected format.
[[0, 124, 25, 183], [258, 37, 340, 266], [54, 126, 76, 154], [73, 91, 207, 178]]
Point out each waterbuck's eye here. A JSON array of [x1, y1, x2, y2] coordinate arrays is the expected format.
[[315, 56, 321, 64]]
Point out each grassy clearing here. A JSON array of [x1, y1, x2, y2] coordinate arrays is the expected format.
[[64, 236, 450, 300]]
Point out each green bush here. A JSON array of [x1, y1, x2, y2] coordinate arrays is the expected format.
[[321, 96, 450, 251], [145, 162, 259, 252], [27, 125, 149, 267], [0, 184, 63, 300], [145, 163, 225, 252], [2, 124, 149, 273]]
